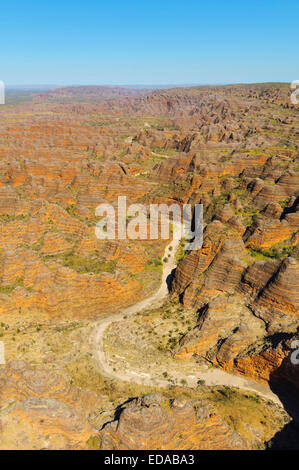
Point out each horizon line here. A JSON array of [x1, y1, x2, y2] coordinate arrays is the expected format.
[[5, 81, 292, 90]]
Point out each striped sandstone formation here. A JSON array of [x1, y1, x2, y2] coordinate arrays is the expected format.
[[98, 394, 248, 450]]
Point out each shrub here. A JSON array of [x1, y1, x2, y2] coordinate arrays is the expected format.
[[197, 379, 205, 386]]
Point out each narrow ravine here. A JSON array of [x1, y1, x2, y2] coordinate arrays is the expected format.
[[92, 234, 283, 407]]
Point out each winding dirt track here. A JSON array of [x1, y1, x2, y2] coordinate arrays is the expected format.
[[92, 235, 283, 407]]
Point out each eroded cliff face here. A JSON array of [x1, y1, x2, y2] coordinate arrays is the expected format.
[[172, 233, 298, 384], [158, 85, 299, 391], [172, 256, 298, 361]]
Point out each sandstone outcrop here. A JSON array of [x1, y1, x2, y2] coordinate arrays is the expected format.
[[252, 257, 299, 333], [0, 361, 101, 449], [0, 82, 298, 449], [174, 295, 265, 363], [98, 394, 248, 450]]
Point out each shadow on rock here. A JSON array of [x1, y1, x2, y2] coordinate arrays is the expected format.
[[166, 267, 176, 291], [266, 353, 299, 449]]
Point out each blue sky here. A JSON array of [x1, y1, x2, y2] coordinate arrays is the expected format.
[[1, 0, 299, 85]]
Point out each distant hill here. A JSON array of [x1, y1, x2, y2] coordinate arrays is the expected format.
[[36, 85, 146, 102]]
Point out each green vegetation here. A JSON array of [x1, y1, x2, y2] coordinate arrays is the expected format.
[[65, 204, 77, 217], [145, 256, 163, 271], [248, 244, 294, 260], [151, 146, 179, 156], [278, 197, 291, 209], [205, 192, 230, 223], [236, 206, 260, 227], [176, 238, 187, 263], [31, 237, 44, 252], [0, 277, 24, 294], [197, 379, 206, 386], [206, 386, 285, 447], [86, 435, 101, 450], [149, 180, 192, 200], [0, 213, 31, 223], [137, 153, 167, 171], [0, 285, 16, 295], [43, 250, 117, 274]]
